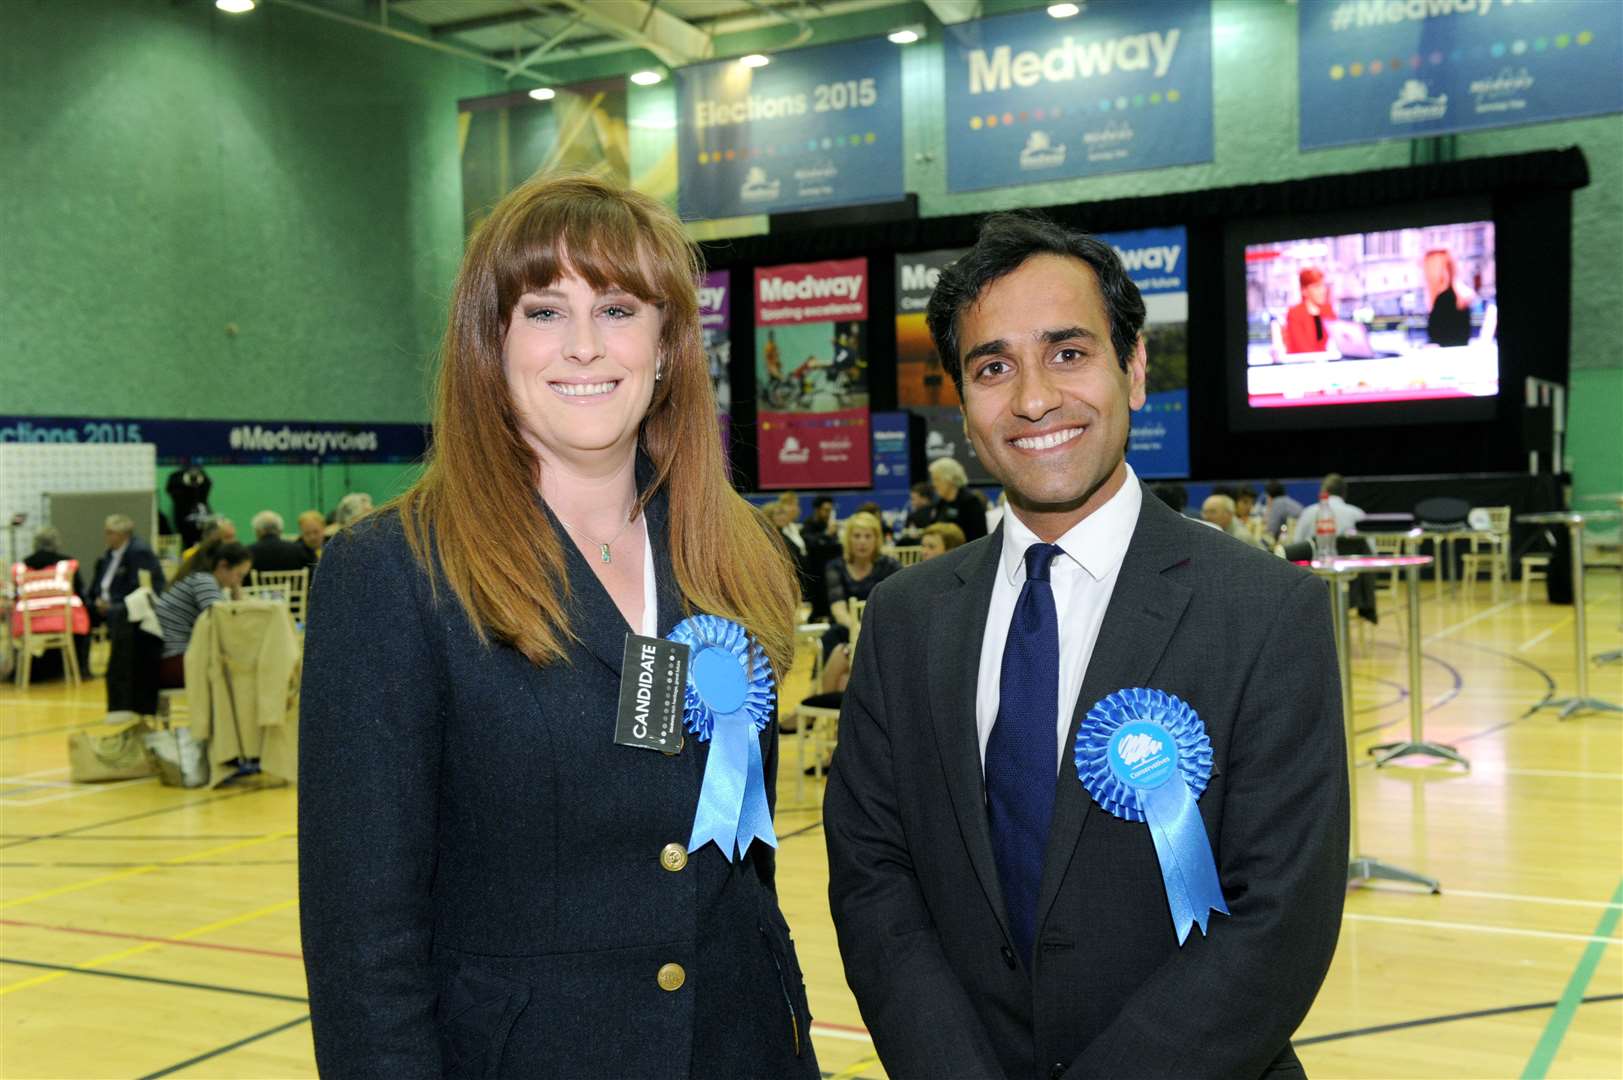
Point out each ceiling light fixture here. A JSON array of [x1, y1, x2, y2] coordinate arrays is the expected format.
[[1047, 2, 1081, 17], [740, 54, 770, 68], [887, 28, 921, 45], [528, 87, 556, 101], [216, 0, 256, 12], [630, 69, 664, 86]]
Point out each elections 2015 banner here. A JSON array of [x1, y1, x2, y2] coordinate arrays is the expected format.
[[943, 0, 1212, 193], [1114, 227, 1190, 479], [1301, 0, 1623, 148], [677, 36, 904, 220], [755, 258, 871, 489], [894, 249, 994, 485], [0, 415, 427, 465], [894, 228, 1190, 481]]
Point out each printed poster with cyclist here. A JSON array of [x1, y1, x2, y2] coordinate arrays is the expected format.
[[754, 257, 872, 489]]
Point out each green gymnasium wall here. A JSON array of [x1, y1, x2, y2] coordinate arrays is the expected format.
[[3, 0, 1618, 526]]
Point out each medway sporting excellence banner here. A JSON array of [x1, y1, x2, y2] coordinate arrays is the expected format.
[[1300, 0, 1623, 148], [894, 249, 994, 485], [754, 258, 872, 489], [676, 36, 904, 220], [942, 0, 1213, 193]]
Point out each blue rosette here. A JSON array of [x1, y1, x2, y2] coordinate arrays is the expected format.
[[668, 614, 778, 862], [1075, 688, 1229, 945]]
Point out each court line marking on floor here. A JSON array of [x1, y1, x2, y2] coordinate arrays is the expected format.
[[0, 917, 303, 960], [0, 831, 295, 911], [809, 1022, 874, 1044], [136, 1014, 312, 1080], [1519, 615, 1572, 653], [1521, 877, 1623, 1079], [1424, 599, 1518, 645], [0, 722, 84, 742], [1489, 767, 1623, 781], [0, 775, 158, 806], [828, 1053, 882, 1079], [1344, 912, 1623, 946], [1295, 992, 1623, 1047], [0, 785, 271, 851], [0, 698, 114, 714], [0, 766, 70, 782], [1360, 885, 1623, 911], [0, 897, 297, 997], [0, 956, 308, 1003]]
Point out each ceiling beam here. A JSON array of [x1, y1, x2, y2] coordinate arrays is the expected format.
[[922, 0, 981, 25], [430, 7, 552, 39], [543, 0, 713, 67]]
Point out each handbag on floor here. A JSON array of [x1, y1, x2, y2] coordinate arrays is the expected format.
[[68, 718, 156, 783]]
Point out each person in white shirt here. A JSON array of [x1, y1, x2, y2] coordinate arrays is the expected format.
[[826, 212, 1347, 1080], [1291, 473, 1367, 544], [1202, 493, 1268, 550]]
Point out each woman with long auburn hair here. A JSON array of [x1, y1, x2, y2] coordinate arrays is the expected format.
[[298, 174, 813, 1079]]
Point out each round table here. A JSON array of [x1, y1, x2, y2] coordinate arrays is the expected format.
[[1515, 510, 1623, 719], [1308, 556, 1442, 892]]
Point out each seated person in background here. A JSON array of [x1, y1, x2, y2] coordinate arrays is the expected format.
[[21, 525, 91, 678], [1149, 481, 1190, 516], [1292, 472, 1367, 544], [1234, 484, 1260, 525], [1423, 249, 1476, 347], [802, 495, 842, 620], [900, 482, 935, 541], [248, 510, 315, 573], [154, 540, 252, 688], [766, 500, 813, 605], [1264, 479, 1303, 542], [855, 501, 887, 535], [928, 456, 988, 543], [919, 522, 965, 561], [1203, 494, 1268, 549], [821, 511, 900, 664], [325, 492, 373, 538], [181, 516, 236, 563], [297, 510, 326, 563], [1282, 267, 1335, 354]]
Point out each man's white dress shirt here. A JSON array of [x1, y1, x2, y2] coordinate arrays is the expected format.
[[975, 465, 1142, 774]]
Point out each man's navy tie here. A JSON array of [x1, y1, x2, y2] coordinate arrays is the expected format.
[[985, 541, 1063, 969]]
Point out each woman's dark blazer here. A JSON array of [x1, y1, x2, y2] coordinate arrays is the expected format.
[[297, 491, 818, 1080]]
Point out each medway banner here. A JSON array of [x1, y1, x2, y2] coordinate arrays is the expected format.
[[0, 415, 428, 465], [1300, 0, 1623, 148], [676, 36, 904, 220], [1110, 226, 1190, 479], [894, 248, 994, 485], [870, 411, 912, 493], [754, 258, 872, 489], [942, 0, 1213, 193], [701, 270, 732, 417]]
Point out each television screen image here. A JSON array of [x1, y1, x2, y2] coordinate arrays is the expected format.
[[1243, 221, 1497, 409]]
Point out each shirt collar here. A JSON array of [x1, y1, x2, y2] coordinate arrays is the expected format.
[[999, 464, 1142, 585]]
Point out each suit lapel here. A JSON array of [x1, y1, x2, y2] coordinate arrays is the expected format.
[[927, 531, 1012, 940], [1035, 488, 1193, 934]]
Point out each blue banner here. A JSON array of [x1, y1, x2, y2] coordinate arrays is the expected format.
[[942, 0, 1213, 193], [869, 411, 911, 492], [1300, 0, 1623, 148], [0, 415, 428, 465], [676, 36, 904, 220], [1102, 227, 1190, 479]]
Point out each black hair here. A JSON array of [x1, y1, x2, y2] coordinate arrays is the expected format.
[[1211, 484, 1237, 500], [1322, 473, 1347, 498], [1150, 482, 1189, 514], [813, 496, 835, 509], [1264, 480, 1286, 498], [1234, 484, 1258, 501], [910, 481, 932, 498], [925, 211, 1147, 394], [172, 538, 252, 588]]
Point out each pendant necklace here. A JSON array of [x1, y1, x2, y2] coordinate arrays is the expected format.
[[551, 506, 639, 564]]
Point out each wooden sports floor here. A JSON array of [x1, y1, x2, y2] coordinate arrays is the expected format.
[[3, 573, 1620, 1079]]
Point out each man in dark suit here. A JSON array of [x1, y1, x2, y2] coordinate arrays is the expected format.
[[89, 514, 165, 712], [248, 509, 316, 573], [825, 215, 1347, 1080]]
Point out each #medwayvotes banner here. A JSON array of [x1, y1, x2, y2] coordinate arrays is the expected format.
[[1300, 0, 1623, 148], [894, 249, 994, 485], [677, 36, 904, 220], [943, 0, 1213, 193], [754, 259, 872, 489], [1107, 227, 1190, 479]]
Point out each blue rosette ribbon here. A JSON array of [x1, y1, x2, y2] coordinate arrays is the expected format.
[[669, 614, 778, 862], [1074, 688, 1229, 945]]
